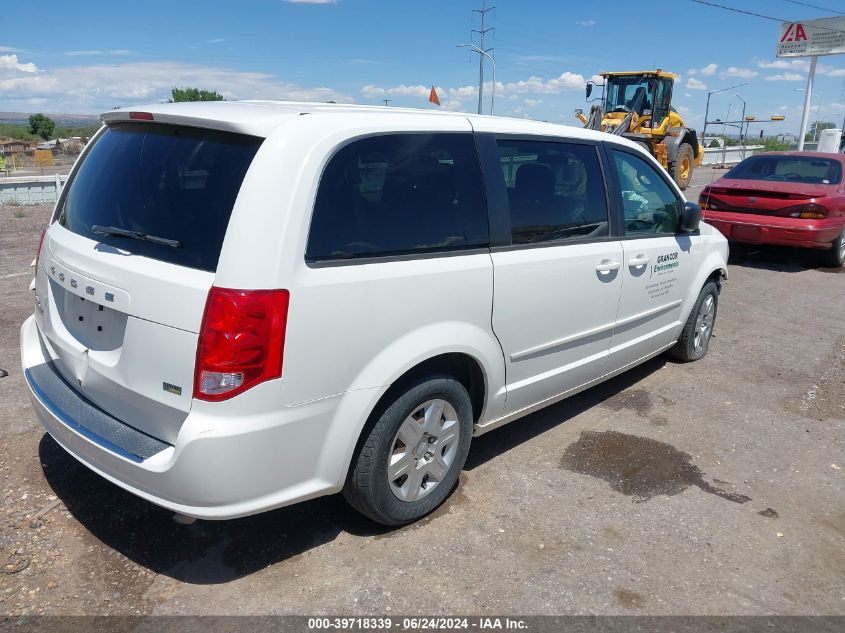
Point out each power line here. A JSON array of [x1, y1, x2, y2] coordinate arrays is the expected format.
[[691, 0, 790, 23], [692, 0, 845, 33], [783, 0, 845, 17]]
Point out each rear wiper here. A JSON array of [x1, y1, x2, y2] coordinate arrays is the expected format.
[[91, 225, 182, 249]]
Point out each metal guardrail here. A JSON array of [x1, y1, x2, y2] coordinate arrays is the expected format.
[[700, 145, 764, 166], [0, 174, 67, 205]]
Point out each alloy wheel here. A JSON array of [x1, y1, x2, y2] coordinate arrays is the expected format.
[[387, 399, 460, 502]]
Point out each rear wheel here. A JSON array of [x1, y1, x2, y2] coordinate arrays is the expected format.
[[671, 143, 694, 190], [667, 281, 719, 362], [343, 376, 473, 526], [820, 230, 845, 268]]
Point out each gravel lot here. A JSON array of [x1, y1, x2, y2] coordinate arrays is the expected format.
[[1, 170, 843, 616]]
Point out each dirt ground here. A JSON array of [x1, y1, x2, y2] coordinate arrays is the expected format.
[[1, 183, 843, 616]]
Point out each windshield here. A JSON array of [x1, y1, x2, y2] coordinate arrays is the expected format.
[[605, 76, 655, 115], [57, 123, 262, 272], [724, 155, 842, 185]]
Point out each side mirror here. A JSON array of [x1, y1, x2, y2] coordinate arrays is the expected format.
[[679, 201, 702, 232], [586, 83, 593, 100]]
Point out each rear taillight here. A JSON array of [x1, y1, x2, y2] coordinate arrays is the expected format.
[[698, 188, 709, 209], [194, 287, 290, 402], [775, 203, 829, 220], [129, 111, 155, 121], [699, 188, 721, 210], [34, 228, 46, 272]]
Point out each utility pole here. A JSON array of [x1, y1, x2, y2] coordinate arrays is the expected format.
[[471, 0, 495, 115], [382, 99, 392, 107]]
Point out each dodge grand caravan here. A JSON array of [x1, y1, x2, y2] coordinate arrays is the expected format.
[[21, 102, 728, 526]]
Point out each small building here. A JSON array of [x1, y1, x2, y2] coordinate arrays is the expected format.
[[0, 138, 33, 154], [36, 137, 84, 155]]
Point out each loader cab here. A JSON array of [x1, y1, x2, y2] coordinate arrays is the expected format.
[[601, 73, 674, 130]]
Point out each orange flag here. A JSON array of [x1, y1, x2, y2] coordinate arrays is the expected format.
[[428, 85, 441, 106]]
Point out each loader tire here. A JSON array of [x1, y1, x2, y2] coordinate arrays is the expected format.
[[671, 143, 694, 190]]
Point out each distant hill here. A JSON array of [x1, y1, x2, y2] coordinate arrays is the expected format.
[[0, 112, 100, 126]]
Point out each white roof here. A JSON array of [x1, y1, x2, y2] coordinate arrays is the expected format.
[[101, 100, 640, 150]]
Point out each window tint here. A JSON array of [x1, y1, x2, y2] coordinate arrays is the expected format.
[[496, 139, 609, 244], [58, 124, 262, 272], [612, 150, 680, 235], [306, 133, 488, 261], [725, 155, 842, 185]]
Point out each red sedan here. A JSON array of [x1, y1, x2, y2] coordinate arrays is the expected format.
[[700, 152, 845, 267]]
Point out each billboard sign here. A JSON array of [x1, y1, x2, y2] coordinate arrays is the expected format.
[[777, 16, 845, 57]]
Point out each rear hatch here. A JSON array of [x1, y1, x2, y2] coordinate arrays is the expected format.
[[35, 121, 262, 444]]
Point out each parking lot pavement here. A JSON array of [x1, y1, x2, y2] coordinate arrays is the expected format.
[[684, 165, 729, 203], [1, 179, 843, 616]]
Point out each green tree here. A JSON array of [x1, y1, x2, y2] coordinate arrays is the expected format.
[[28, 113, 55, 141], [169, 87, 224, 103], [805, 121, 836, 142], [763, 137, 790, 152]]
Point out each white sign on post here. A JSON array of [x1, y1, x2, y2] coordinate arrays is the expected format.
[[777, 16, 845, 57]]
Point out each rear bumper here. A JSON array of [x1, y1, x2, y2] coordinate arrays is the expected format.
[[703, 211, 844, 250], [21, 315, 373, 520]]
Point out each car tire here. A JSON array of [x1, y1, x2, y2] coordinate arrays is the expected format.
[[671, 143, 694, 190], [820, 230, 845, 268], [667, 281, 719, 362], [343, 375, 473, 526]]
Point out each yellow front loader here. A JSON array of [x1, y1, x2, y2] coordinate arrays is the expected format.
[[576, 70, 703, 190]]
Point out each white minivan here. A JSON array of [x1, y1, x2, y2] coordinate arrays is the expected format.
[[21, 102, 728, 525]]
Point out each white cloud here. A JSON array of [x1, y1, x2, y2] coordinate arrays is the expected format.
[[758, 59, 807, 70], [284, 0, 337, 3], [758, 58, 844, 77], [503, 71, 588, 94], [700, 63, 718, 77], [361, 84, 431, 99], [575, 20, 596, 27], [523, 98, 543, 107], [0, 45, 21, 53], [765, 72, 804, 81], [687, 68, 697, 77], [0, 54, 39, 73], [441, 99, 465, 111], [722, 66, 758, 79], [0, 60, 351, 112], [65, 50, 136, 56], [684, 92, 692, 98], [686, 77, 707, 90], [361, 70, 590, 112]]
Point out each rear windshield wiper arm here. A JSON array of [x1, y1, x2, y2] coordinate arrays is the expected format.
[[91, 225, 182, 249]]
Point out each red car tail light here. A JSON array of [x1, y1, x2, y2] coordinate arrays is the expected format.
[[699, 187, 723, 211], [775, 203, 829, 220], [194, 287, 290, 401], [35, 228, 46, 273], [129, 111, 155, 121], [698, 188, 710, 209]]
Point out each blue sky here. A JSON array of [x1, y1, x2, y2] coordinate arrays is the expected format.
[[1, 0, 844, 135]]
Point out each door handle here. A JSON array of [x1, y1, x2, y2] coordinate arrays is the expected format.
[[595, 259, 622, 272], [628, 255, 650, 267]]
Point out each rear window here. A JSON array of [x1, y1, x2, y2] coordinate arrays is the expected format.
[[57, 123, 262, 272], [306, 133, 489, 262], [725, 155, 842, 185]]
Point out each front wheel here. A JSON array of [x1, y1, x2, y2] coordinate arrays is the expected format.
[[671, 143, 694, 190], [820, 230, 845, 268], [343, 376, 473, 526], [667, 281, 719, 362]]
